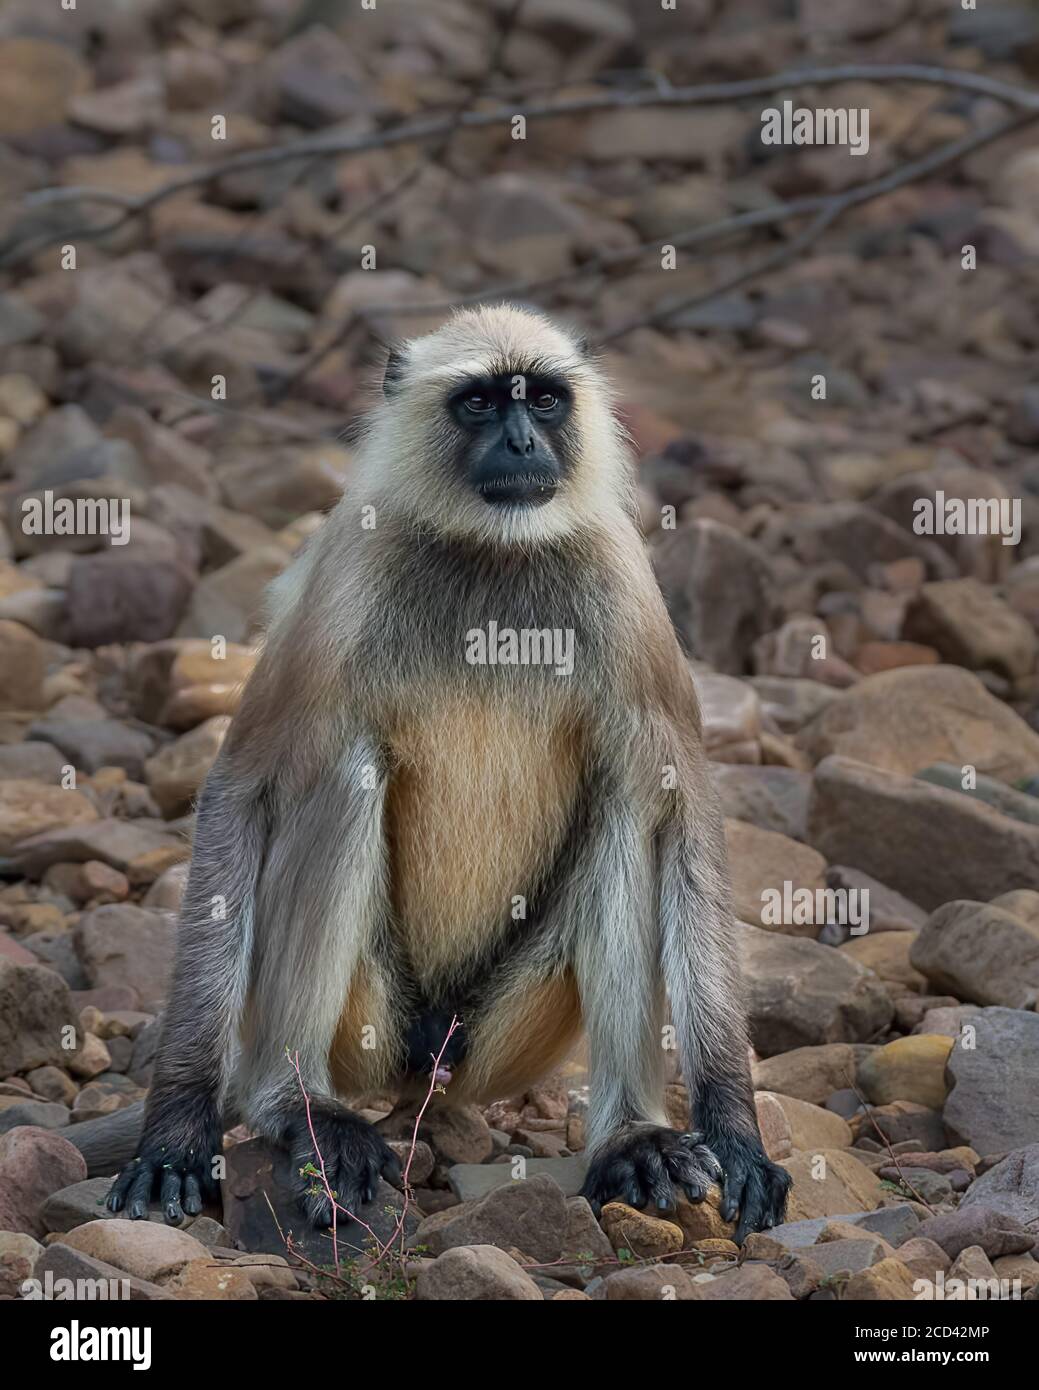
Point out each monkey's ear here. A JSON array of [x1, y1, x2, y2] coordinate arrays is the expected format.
[[383, 345, 406, 396]]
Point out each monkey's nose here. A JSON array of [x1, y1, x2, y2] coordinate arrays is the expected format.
[[504, 429, 535, 456]]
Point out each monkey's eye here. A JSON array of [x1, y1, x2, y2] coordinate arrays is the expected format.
[[532, 393, 558, 411], [463, 394, 495, 414]]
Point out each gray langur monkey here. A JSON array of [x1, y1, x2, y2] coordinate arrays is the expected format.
[[107, 304, 790, 1241]]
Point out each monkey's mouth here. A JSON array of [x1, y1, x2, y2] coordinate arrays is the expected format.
[[476, 473, 558, 507]]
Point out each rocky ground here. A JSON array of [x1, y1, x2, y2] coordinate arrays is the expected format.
[[2, 0, 1039, 1300]]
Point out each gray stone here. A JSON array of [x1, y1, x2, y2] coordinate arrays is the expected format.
[[0, 1100, 70, 1134], [447, 1155, 587, 1203], [768, 1205, 920, 1250], [916, 763, 1039, 827], [944, 1008, 1039, 1153], [910, 1205, 1034, 1260], [911, 902, 1039, 1010], [27, 719, 156, 780], [40, 1175, 131, 1232], [33, 1242, 172, 1300], [711, 764, 811, 841], [959, 1145, 1039, 1231]]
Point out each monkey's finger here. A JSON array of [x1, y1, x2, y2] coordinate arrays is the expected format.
[[125, 1162, 157, 1220], [625, 1174, 648, 1210], [182, 1172, 204, 1216], [159, 1167, 185, 1224], [640, 1148, 675, 1211], [106, 1160, 143, 1212], [719, 1161, 747, 1225]]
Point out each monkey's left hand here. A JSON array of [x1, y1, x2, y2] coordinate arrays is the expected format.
[[581, 1125, 723, 1218], [705, 1129, 792, 1243]]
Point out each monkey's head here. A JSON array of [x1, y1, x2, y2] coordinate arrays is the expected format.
[[360, 305, 633, 545]]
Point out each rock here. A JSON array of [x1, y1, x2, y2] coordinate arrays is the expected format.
[[0, 1100, 70, 1134], [221, 1136, 418, 1265], [412, 1174, 567, 1264], [753, 615, 860, 688], [841, 1256, 918, 1300], [698, 1263, 794, 1299], [796, 666, 1039, 783], [144, 717, 228, 818], [161, 1259, 259, 1300], [670, 1187, 736, 1244], [177, 547, 288, 644], [142, 862, 188, 912], [0, 620, 46, 709], [67, 1032, 111, 1080], [33, 1242, 172, 1300], [857, 1036, 953, 1110], [944, 1008, 1039, 1153], [39, 1175, 126, 1233], [897, 1236, 951, 1279], [412, 1105, 494, 1166], [59, 1220, 209, 1281], [766, 1205, 920, 1251], [13, 817, 185, 877], [217, 443, 352, 528], [65, 552, 193, 647], [911, 1206, 1034, 1261], [447, 1155, 586, 1202], [0, 37, 90, 136], [838, 933, 925, 989], [74, 904, 178, 1009], [0, 1127, 87, 1237], [601, 1203, 684, 1259], [750, 676, 840, 734], [415, 1244, 543, 1300], [26, 719, 155, 780], [807, 757, 1039, 911], [0, 780, 97, 856], [598, 1263, 700, 1300], [726, 820, 827, 934], [806, 1236, 889, 1279], [764, 1093, 852, 1151], [43, 860, 130, 907], [711, 764, 811, 841], [695, 673, 761, 762], [0, 742, 68, 782], [752, 1043, 876, 1105], [25, 1066, 78, 1106], [992, 1254, 1039, 1293], [910, 901, 1039, 1009], [903, 579, 1036, 681], [755, 1091, 793, 1160], [737, 924, 893, 1055], [854, 1102, 948, 1152], [0, 1230, 43, 1297], [916, 764, 1039, 827], [780, 1149, 884, 1221], [561, 1195, 615, 1263], [959, 1146, 1039, 1231], [0, 960, 79, 1074], [654, 521, 777, 674]]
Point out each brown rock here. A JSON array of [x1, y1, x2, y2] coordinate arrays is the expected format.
[[726, 819, 827, 935], [144, 717, 229, 818], [841, 1256, 918, 1300], [0, 1127, 87, 1237], [0, 620, 46, 709], [0, 781, 97, 857], [59, 1221, 209, 1281], [601, 1203, 684, 1259], [415, 1244, 542, 1300], [780, 1149, 884, 1221]]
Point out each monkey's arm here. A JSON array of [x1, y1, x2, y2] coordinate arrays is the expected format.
[[107, 757, 267, 1222], [658, 782, 792, 1241]]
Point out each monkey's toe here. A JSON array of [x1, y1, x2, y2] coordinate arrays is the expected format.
[[707, 1132, 792, 1243], [287, 1105, 402, 1230], [580, 1125, 723, 1216], [106, 1144, 217, 1225]]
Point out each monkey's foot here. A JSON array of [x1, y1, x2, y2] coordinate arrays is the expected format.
[[581, 1125, 723, 1217], [286, 1104, 403, 1229], [705, 1130, 792, 1243], [106, 1134, 220, 1225]]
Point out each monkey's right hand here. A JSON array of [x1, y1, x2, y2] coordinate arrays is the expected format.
[[285, 1101, 403, 1229], [106, 1105, 223, 1225]]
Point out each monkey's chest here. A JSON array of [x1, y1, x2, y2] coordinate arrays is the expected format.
[[383, 700, 584, 986]]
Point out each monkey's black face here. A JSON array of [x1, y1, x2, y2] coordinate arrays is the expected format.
[[447, 372, 574, 508]]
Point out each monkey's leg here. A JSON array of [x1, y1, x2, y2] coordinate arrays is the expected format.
[[234, 739, 401, 1229], [658, 801, 791, 1242], [573, 791, 725, 1217], [107, 761, 266, 1222]]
